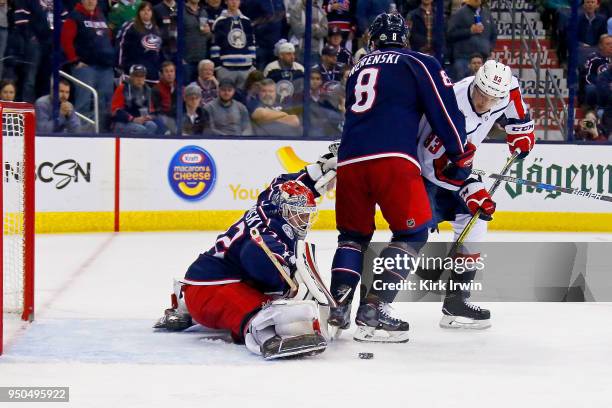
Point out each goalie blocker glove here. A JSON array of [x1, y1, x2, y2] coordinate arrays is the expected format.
[[458, 177, 496, 221], [505, 118, 535, 160]]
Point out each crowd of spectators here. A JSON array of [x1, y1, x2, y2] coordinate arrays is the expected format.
[[0, 0, 501, 137], [2, 0, 607, 141]]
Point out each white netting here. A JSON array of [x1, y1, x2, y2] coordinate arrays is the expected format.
[[2, 110, 26, 315]]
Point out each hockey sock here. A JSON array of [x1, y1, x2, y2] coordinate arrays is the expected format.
[[446, 253, 479, 297], [330, 242, 364, 303]]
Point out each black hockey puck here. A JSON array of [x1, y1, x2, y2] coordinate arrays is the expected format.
[[358, 352, 374, 359]]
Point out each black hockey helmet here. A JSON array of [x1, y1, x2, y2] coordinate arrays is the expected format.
[[368, 13, 408, 49]]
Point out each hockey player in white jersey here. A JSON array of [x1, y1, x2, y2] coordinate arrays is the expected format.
[[417, 60, 535, 329]]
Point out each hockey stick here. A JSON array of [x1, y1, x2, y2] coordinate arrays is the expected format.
[[416, 152, 520, 282], [450, 151, 521, 253], [250, 228, 298, 292], [471, 169, 612, 203]]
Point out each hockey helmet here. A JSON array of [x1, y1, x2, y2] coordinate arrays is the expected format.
[[368, 13, 408, 49], [473, 60, 512, 99], [277, 180, 317, 240]]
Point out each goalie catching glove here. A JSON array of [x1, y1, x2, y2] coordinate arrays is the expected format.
[[505, 119, 535, 160], [458, 177, 496, 221]]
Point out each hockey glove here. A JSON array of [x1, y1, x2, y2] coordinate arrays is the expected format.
[[458, 177, 496, 221], [447, 141, 477, 169], [505, 119, 535, 160], [306, 152, 338, 195]]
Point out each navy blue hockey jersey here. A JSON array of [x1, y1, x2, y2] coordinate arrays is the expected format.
[[183, 171, 317, 294], [339, 48, 466, 171]]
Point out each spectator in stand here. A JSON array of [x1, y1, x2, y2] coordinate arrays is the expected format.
[[263, 42, 305, 89], [468, 52, 484, 75], [241, 0, 286, 70], [288, 0, 328, 64], [153, 0, 178, 62], [190, 59, 218, 106], [61, 0, 115, 131], [323, 0, 357, 49], [307, 69, 343, 137], [596, 64, 612, 137], [575, 110, 608, 141], [247, 78, 301, 136], [0, 0, 7, 79], [447, 0, 497, 81], [577, 0, 608, 62], [204, 0, 226, 21], [0, 79, 17, 101], [108, 0, 141, 31], [184, 0, 212, 83], [205, 78, 252, 135], [35, 79, 80, 133], [356, 0, 393, 35], [13, 0, 68, 103], [354, 31, 370, 62], [327, 26, 353, 66], [407, 0, 439, 56], [152, 60, 178, 133], [112, 65, 164, 135], [210, 0, 256, 90], [582, 34, 612, 107], [313, 45, 345, 84], [235, 69, 263, 104], [182, 83, 211, 135], [118, 1, 162, 83]]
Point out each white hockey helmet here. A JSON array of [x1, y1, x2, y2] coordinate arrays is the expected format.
[[473, 60, 512, 99]]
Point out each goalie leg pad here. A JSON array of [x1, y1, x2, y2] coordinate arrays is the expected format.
[[245, 299, 327, 358]]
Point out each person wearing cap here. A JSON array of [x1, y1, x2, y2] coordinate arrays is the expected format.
[[312, 44, 345, 83], [182, 83, 211, 135], [326, 26, 353, 66], [204, 78, 252, 135], [263, 42, 305, 86], [288, 0, 328, 64], [111, 64, 165, 135]]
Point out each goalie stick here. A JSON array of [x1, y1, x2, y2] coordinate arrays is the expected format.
[[471, 169, 612, 203], [250, 228, 298, 292]]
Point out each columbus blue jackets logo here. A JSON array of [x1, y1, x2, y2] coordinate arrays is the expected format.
[[141, 34, 162, 52], [168, 146, 216, 201], [228, 28, 247, 48]]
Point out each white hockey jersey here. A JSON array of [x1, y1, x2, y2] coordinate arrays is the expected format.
[[417, 75, 530, 191]]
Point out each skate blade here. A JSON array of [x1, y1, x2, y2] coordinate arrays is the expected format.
[[439, 315, 491, 330], [328, 326, 344, 341], [353, 326, 409, 343]]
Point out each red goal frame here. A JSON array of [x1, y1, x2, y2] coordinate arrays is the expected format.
[[0, 102, 35, 355]]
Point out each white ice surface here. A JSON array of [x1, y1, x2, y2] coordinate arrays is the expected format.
[[2, 231, 612, 408]]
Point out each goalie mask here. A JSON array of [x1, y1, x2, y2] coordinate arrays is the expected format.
[[276, 180, 317, 240]]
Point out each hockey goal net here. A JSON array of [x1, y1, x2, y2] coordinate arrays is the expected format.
[[0, 102, 35, 355]]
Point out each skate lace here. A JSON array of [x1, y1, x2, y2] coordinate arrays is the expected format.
[[464, 300, 481, 311], [378, 303, 402, 323]]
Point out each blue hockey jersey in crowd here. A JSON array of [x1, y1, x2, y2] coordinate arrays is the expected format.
[[339, 48, 467, 171], [183, 170, 318, 294]]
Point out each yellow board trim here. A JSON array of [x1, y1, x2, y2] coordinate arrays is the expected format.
[[34, 210, 612, 233]]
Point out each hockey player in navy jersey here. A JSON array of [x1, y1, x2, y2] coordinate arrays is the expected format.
[[154, 147, 338, 359], [417, 60, 535, 329], [328, 13, 474, 343]]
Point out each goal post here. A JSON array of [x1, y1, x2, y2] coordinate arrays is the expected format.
[[0, 102, 36, 355]]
